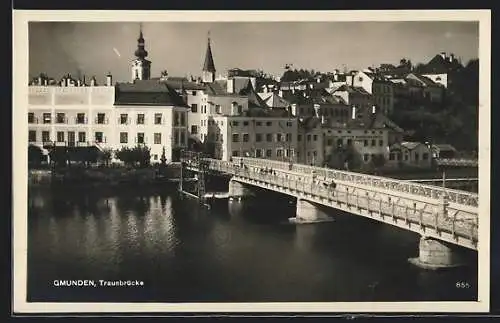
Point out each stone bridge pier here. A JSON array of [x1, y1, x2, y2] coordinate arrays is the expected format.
[[228, 179, 256, 202], [409, 236, 466, 270], [295, 198, 333, 223]]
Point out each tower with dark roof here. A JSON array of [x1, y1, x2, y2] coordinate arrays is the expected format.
[[131, 24, 152, 82], [202, 32, 216, 83]]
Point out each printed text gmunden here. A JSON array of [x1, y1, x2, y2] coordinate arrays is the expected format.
[[53, 280, 144, 287]]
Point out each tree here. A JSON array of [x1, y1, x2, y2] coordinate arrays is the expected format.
[[116, 146, 151, 167], [28, 145, 43, 168], [99, 148, 113, 167], [160, 146, 167, 165]]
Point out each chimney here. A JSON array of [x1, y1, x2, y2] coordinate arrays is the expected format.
[[449, 54, 454, 63], [291, 88, 295, 94], [440, 52, 446, 60], [227, 78, 234, 94], [82, 75, 86, 86], [372, 105, 376, 114], [106, 72, 113, 86], [37, 75, 43, 86], [291, 103, 298, 116], [64, 76, 69, 87], [313, 103, 321, 117], [279, 90, 283, 97], [90, 76, 96, 87], [263, 86, 268, 94], [43, 79, 48, 86], [351, 105, 356, 120], [321, 115, 326, 125], [309, 83, 314, 89]]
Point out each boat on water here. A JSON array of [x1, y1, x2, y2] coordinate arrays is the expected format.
[[287, 217, 335, 224]]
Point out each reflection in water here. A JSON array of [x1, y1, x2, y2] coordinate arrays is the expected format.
[[27, 187, 478, 302]]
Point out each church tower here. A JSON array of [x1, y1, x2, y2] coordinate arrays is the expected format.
[[131, 24, 151, 82], [202, 32, 216, 83]]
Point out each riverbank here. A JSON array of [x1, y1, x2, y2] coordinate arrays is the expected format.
[[28, 163, 183, 188]]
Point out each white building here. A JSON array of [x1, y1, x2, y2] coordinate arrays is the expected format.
[[28, 28, 189, 164], [388, 141, 432, 168]]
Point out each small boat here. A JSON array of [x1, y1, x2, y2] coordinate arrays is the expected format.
[[288, 216, 335, 224]]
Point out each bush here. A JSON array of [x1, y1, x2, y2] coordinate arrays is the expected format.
[[116, 145, 151, 168]]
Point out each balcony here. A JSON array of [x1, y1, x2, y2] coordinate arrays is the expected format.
[[94, 117, 110, 125]]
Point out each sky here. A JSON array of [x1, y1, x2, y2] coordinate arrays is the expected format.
[[29, 21, 479, 84]]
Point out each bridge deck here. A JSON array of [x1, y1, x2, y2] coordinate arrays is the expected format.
[[185, 157, 479, 250]]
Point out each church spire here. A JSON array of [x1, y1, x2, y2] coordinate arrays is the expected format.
[[202, 31, 216, 83], [134, 23, 148, 59]]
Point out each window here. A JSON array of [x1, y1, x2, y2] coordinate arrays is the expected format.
[[423, 153, 429, 160], [327, 139, 333, 146], [215, 105, 221, 114], [298, 134, 302, 141], [313, 135, 318, 141], [256, 134, 262, 142], [307, 135, 311, 142], [242, 134, 249, 142], [42, 131, 50, 143], [95, 132, 103, 143], [232, 150, 239, 157], [286, 121, 292, 127], [256, 121, 262, 126], [337, 139, 343, 147], [266, 121, 272, 126], [266, 134, 272, 142], [120, 132, 128, 144], [97, 113, 105, 124], [78, 132, 86, 143], [266, 149, 272, 157], [28, 113, 35, 123], [379, 139, 384, 146], [237, 106, 243, 114], [232, 121, 239, 127], [153, 154, 158, 161], [277, 149, 283, 157], [243, 121, 249, 126], [175, 132, 179, 144], [192, 91, 197, 96], [277, 134, 282, 142], [404, 154, 409, 161], [55, 113, 65, 124], [191, 125, 198, 134], [43, 113, 51, 124], [347, 139, 352, 146], [120, 114, 128, 124], [154, 113, 162, 125], [256, 149, 262, 158], [180, 131, 185, 145], [363, 154, 369, 162], [364, 140, 368, 147], [286, 133, 292, 141], [180, 112, 186, 126], [28, 130, 36, 142], [232, 134, 239, 142], [191, 104, 198, 113], [371, 139, 376, 146], [77, 113, 85, 124], [154, 133, 162, 144], [389, 153, 395, 161], [137, 114, 145, 125], [313, 151, 317, 157], [137, 132, 145, 144], [56, 131, 64, 142]]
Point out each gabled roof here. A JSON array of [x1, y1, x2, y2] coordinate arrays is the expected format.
[[114, 80, 187, 106], [431, 144, 457, 152], [259, 92, 290, 108]]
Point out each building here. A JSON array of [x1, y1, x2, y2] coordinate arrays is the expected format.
[[350, 70, 395, 114], [28, 27, 189, 164], [431, 144, 457, 159], [405, 73, 445, 103], [387, 141, 432, 168], [208, 115, 298, 162], [332, 84, 373, 115]]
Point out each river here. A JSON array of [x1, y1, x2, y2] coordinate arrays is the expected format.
[[27, 185, 477, 303]]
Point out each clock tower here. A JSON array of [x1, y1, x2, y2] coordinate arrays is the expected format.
[[131, 24, 151, 81]]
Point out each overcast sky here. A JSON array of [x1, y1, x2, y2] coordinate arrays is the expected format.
[[29, 21, 479, 84]]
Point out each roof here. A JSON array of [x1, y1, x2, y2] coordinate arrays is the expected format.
[[259, 93, 290, 108], [114, 80, 187, 106], [400, 141, 424, 150], [156, 77, 206, 91], [334, 85, 371, 96], [203, 38, 216, 72], [432, 144, 457, 152]]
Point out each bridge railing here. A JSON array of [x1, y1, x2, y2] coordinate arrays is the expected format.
[[214, 158, 479, 208], [435, 158, 479, 167], [206, 160, 478, 246]]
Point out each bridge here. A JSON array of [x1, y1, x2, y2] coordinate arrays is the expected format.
[[408, 178, 478, 192], [435, 158, 478, 168], [182, 156, 479, 270]]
